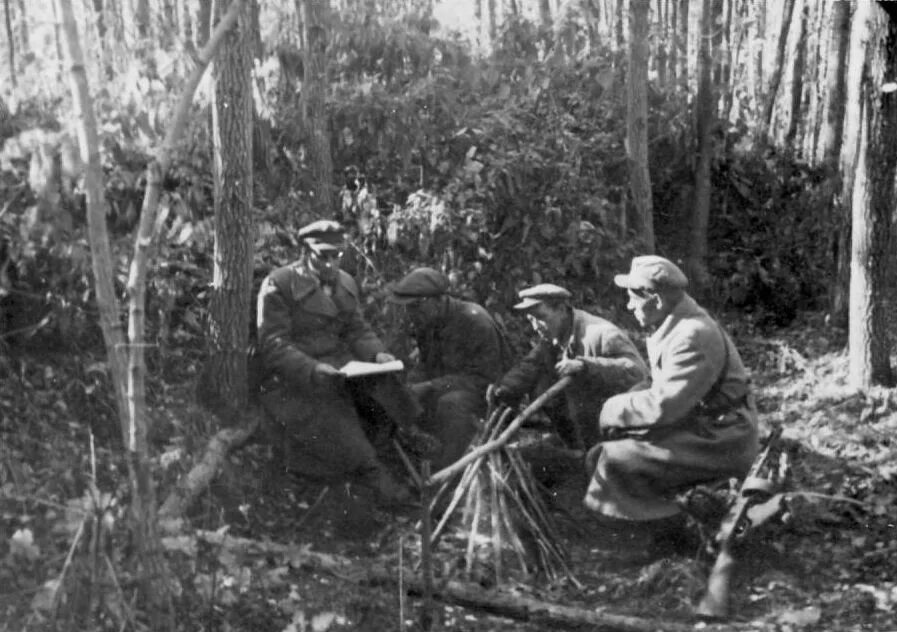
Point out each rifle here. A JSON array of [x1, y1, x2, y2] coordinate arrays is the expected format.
[[696, 426, 788, 619]]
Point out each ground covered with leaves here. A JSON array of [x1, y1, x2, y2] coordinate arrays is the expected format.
[[2, 310, 897, 632]]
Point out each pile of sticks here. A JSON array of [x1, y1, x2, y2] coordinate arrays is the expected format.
[[423, 378, 579, 587]]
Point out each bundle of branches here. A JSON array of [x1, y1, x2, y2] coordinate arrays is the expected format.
[[424, 379, 579, 588]]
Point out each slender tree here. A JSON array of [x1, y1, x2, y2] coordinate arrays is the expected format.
[[136, 0, 150, 37], [4, 0, 14, 88], [627, 0, 655, 252], [198, 0, 213, 46], [848, 1, 896, 388], [785, 0, 809, 148], [686, 0, 714, 292], [539, 0, 551, 27], [759, 0, 796, 142], [301, 0, 334, 218], [57, 0, 247, 617], [208, 0, 254, 419], [823, 0, 852, 325]]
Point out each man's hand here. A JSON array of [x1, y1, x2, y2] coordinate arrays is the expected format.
[[555, 358, 585, 377], [375, 352, 397, 363], [312, 362, 344, 387], [486, 383, 516, 409]]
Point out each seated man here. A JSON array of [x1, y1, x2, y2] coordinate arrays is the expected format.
[[488, 284, 648, 452], [586, 256, 760, 550], [255, 220, 425, 505], [388, 267, 510, 470]]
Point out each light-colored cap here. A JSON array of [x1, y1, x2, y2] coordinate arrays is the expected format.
[[613, 255, 688, 291]]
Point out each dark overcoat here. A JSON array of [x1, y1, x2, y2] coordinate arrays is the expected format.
[[410, 296, 509, 468], [256, 261, 419, 481], [497, 308, 648, 448], [585, 294, 760, 521]]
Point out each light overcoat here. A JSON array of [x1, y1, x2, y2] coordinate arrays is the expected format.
[[585, 294, 760, 520]]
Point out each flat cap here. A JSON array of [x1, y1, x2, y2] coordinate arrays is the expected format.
[[613, 255, 688, 291], [298, 219, 345, 252], [388, 267, 449, 304], [513, 283, 572, 310]]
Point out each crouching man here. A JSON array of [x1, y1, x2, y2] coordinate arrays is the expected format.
[[586, 256, 760, 554], [488, 284, 647, 452], [388, 268, 510, 470], [255, 220, 427, 506]]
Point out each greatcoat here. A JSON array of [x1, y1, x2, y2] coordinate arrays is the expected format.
[[256, 261, 420, 482], [409, 296, 510, 468], [585, 294, 760, 521], [497, 308, 648, 449]]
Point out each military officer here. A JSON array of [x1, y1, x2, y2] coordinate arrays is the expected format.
[[586, 255, 760, 544], [388, 267, 510, 470], [488, 284, 648, 451], [255, 220, 424, 505]]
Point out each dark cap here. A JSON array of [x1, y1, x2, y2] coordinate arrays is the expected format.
[[613, 255, 688, 291], [298, 219, 345, 253], [513, 283, 572, 310], [388, 267, 449, 304]]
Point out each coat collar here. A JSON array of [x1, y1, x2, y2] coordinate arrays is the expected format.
[[648, 293, 702, 346]]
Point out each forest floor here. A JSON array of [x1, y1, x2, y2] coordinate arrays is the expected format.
[[2, 309, 897, 632]]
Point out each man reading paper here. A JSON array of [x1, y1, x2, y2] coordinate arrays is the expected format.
[[255, 220, 435, 506]]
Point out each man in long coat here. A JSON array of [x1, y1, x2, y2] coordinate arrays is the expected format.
[[256, 220, 424, 505], [489, 284, 648, 451], [388, 267, 510, 469], [586, 256, 760, 531]]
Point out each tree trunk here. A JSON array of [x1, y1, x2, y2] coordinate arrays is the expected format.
[[301, 0, 334, 218], [209, 0, 254, 419], [759, 0, 796, 143], [180, 0, 193, 46], [539, 0, 551, 27], [55, 0, 172, 622], [136, 0, 150, 37], [678, 0, 690, 86], [785, 0, 808, 149], [627, 0, 655, 252], [4, 0, 14, 88], [656, 0, 668, 86], [197, 0, 212, 46], [751, 0, 765, 121], [848, 3, 896, 389], [823, 0, 851, 324], [488, 0, 497, 43], [15, 0, 26, 51], [686, 0, 714, 293]]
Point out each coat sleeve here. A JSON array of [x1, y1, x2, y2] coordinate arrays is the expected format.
[[578, 326, 648, 394], [497, 339, 553, 398], [599, 323, 723, 430], [340, 273, 387, 361], [256, 274, 319, 388]]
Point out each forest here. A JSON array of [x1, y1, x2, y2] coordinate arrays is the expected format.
[[1, 0, 896, 630]]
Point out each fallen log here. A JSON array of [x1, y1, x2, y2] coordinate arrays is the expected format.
[[180, 530, 749, 632], [158, 409, 262, 519]]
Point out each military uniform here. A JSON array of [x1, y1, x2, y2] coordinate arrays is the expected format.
[[256, 223, 420, 489], [586, 257, 760, 521], [389, 268, 509, 469]]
